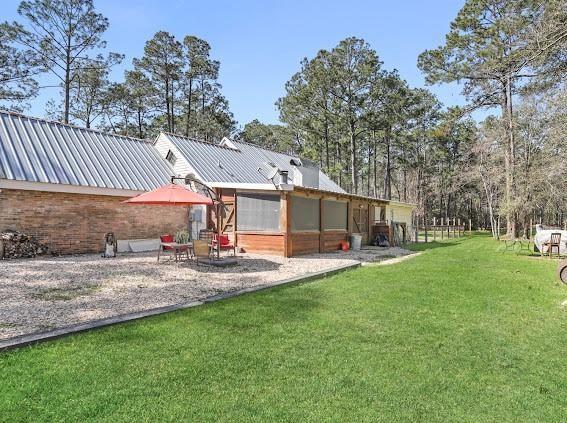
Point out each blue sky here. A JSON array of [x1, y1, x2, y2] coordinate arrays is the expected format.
[[4, 0, 478, 127]]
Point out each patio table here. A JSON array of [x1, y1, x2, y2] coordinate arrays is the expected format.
[[160, 242, 193, 262]]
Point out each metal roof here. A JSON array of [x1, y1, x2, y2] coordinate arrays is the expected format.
[[0, 111, 175, 192], [161, 133, 346, 193]]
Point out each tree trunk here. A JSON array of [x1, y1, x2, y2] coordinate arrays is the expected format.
[[165, 78, 171, 132], [373, 131, 378, 197], [137, 109, 143, 139], [367, 143, 371, 196], [349, 119, 357, 194], [503, 76, 517, 237], [324, 115, 330, 171], [383, 130, 392, 200], [171, 81, 176, 133], [185, 78, 193, 137]]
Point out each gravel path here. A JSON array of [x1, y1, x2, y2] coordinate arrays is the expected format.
[[0, 246, 410, 339]]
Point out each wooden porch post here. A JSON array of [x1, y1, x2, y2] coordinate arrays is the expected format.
[[367, 202, 372, 245], [280, 193, 292, 257], [319, 198, 325, 253], [347, 199, 353, 238], [233, 192, 238, 247]]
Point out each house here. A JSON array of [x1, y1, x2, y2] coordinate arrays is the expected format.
[[0, 110, 415, 256], [154, 132, 415, 256], [0, 111, 186, 254]]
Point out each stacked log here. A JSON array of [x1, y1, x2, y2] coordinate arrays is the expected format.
[[0, 230, 49, 259]]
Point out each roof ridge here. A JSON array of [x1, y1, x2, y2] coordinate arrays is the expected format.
[[162, 132, 241, 151], [231, 138, 299, 158], [0, 109, 154, 144]]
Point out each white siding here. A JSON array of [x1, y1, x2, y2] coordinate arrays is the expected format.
[[387, 203, 414, 232], [154, 133, 199, 180]]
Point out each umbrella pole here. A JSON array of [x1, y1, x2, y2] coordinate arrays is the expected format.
[[188, 206, 192, 241], [216, 203, 221, 259]]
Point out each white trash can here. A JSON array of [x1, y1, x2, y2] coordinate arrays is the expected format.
[[350, 234, 362, 250]]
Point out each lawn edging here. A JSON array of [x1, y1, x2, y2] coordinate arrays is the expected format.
[[0, 262, 360, 352], [361, 251, 422, 267]]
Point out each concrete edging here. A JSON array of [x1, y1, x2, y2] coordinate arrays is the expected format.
[[0, 262, 360, 352], [360, 252, 423, 267]]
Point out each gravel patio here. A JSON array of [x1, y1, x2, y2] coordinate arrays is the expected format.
[[0, 247, 410, 340]]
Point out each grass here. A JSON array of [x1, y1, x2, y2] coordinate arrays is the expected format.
[[1, 234, 566, 421]]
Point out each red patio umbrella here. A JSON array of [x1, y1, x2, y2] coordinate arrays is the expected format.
[[124, 183, 222, 258], [123, 183, 213, 206]]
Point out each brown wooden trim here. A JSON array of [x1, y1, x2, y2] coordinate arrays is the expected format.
[[282, 193, 292, 257], [319, 198, 324, 253], [233, 191, 238, 245], [367, 203, 373, 242], [347, 200, 353, 236], [290, 191, 323, 199], [293, 185, 389, 206], [236, 231, 284, 236]]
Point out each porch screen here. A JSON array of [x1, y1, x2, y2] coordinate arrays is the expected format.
[[237, 193, 281, 231], [323, 200, 348, 230], [291, 196, 320, 231]]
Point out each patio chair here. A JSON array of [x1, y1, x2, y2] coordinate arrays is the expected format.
[[157, 234, 189, 262], [212, 234, 236, 256], [157, 234, 174, 262], [199, 229, 214, 245], [192, 240, 211, 265], [542, 233, 562, 259]]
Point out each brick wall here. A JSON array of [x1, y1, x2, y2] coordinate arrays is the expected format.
[[0, 189, 188, 254]]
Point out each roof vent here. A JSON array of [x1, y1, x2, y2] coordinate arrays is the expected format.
[[290, 158, 319, 189], [258, 163, 293, 191]]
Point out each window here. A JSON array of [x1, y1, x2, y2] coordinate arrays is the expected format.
[[165, 150, 177, 166], [237, 193, 281, 231], [323, 200, 348, 231], [291, 196, 320, 232]]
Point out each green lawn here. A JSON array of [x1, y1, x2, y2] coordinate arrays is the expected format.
[[1, 235, 566, 421]]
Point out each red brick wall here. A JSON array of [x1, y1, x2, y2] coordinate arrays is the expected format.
[[0, 189, 188, 254]]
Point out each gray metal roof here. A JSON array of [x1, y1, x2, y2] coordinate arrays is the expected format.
[[0, 111, 175, 191], [162, 133, 345, 193]]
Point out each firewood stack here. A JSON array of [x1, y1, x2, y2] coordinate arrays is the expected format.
[[0, 230, 49, 259]]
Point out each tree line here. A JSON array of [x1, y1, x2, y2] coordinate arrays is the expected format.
[[240, 0, 566, 237], [1, 0, 566, 237], [0, 0, 235, 140]]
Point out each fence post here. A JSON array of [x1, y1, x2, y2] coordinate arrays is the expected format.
[[441, 218, 444, 240], [497, 216, 501, 240], [433, 217, 436, 241]]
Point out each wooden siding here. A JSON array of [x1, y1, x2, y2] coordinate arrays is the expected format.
[[236, 232, 285, 255], [290, 232, 320, 255], [320, 231, 349, 252]]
